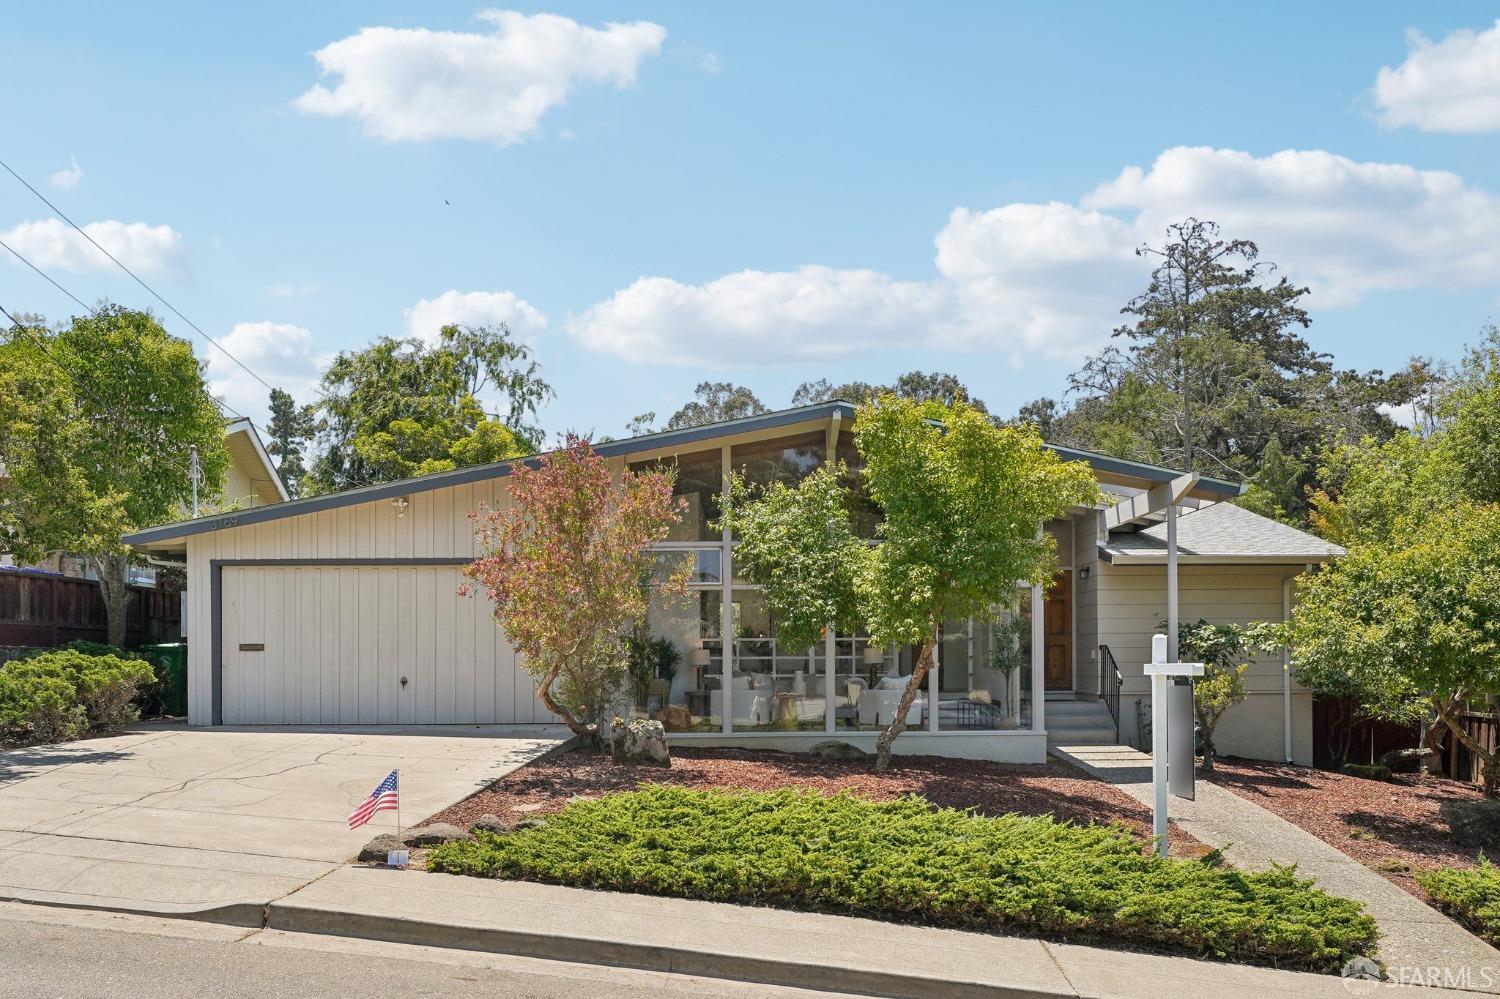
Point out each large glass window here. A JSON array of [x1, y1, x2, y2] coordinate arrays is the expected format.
[[938, 593, 1032, 731], [835, 429, 881, 538], [645, 588, 723, 731], [630, 448, 722, 542], [730, 432, 826, 493], [728, 589, 822, 731]]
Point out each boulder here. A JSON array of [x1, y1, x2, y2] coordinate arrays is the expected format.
[[610, 716, 671, 768], [513, 817, 550, 831], [1378, 747, 1441, 774], [1445, 800, 1500, 851], [656, 704, 694, 733], [469, 813, 507, 835], [357, 832, 404, 863], [809, 740, 868, 761], [404, 822, 473, 846], [1340, 762, 1392, 782]]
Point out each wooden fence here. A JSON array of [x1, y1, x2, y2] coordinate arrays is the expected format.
[[0, 570, 180, 649], [1312, 695, 1497, 787], [1447, 711, 1498, 788]]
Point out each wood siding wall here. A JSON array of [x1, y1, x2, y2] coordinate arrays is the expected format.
[[1092, 561, 1312, 764], [183, 473, 549, 724]]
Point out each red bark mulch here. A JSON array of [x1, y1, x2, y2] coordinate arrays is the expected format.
[[1206, 757, 1496, 900], [425, 745, 1206, 856]]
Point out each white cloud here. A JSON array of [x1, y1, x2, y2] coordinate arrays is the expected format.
[[205, 321, 328, 424], [49, 157, 83, 190], [404, 289, 548, 342], [1374, 21, 1500, 132], [569, 146, 1500, 367], [1082, 146, 1500, 307], [0, 218, 184, 277], [294, 10, 667, 144], [569, 266, 952, 366]]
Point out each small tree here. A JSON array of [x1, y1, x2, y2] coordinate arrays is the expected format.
[[721, 397, 1099, 771], [1174, 620, 1253, 774], [463, 437, 686, 744], [1290, 503, 1500, 795]]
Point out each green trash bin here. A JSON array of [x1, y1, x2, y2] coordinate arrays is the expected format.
[[138, 642, 188, 717]]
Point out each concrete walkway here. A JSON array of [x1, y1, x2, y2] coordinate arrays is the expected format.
[[0, 724, 568, 918], [1054, 744, 1500, 992], [264, 865, 1475, 998]]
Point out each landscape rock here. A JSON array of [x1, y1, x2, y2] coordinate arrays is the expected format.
[[610, 716, 670, 768], [1445, 800, 1500, 851], [809, 740, 868, 761], [656, 704, 693, 732], [357, 833, 404, 862], [1378, 747, 1441, 774], [469, 813, 507, 835], [403, 822, 473, 846], [513, 817, 549, 831], [1340, 762, 1392, 782]]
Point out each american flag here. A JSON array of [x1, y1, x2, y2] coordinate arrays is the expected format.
[[348, 770, 399, 830]]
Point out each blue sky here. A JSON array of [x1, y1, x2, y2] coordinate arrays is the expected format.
[[4, 3, 1500, 437]]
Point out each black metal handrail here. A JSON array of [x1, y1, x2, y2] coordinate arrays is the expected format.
[[1099, 644, 1123, 743]]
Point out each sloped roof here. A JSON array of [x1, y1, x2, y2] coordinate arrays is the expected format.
[[1099, 501, 1343, 564]]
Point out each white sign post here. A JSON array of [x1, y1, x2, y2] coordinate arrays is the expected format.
[[1144, 633, 1202, 857]]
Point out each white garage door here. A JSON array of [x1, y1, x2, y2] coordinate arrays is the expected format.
[[221, 564, 543, 725]]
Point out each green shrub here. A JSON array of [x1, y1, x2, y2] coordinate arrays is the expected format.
[[1419, 859, 1500, 945], [0, 665, 87, 742], [428, 786, 1377, 972], [0, 649, 155, 741]]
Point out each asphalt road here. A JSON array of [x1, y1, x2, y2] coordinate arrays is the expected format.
[[0, 902, 859, 999]]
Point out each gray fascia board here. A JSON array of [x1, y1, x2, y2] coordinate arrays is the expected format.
[[124, 402, 859, 546], [125, 398, 1243, 546]]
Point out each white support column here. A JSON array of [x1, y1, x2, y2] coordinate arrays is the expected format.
[[720, 442, 733, 736], [1030, 582, 1045, 734], [1150, 635, 1170, 856], [928, 627, 940, 733], [824, 626, 836, 735], [1166, 500, 1179, 662]]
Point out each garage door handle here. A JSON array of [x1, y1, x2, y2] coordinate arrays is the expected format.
[[238, 643, 265, 652]]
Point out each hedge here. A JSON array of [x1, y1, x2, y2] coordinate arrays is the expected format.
[[1419, 859, 1500, 945], [0, 649, 155, 744], [427, 786, 1378, 972]]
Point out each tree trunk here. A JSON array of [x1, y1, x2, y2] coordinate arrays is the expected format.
[[91, 555, 132, 648], [873, 626, 937, 772], [1433, 694, 1498, 799], [534, 658, 597, 747]]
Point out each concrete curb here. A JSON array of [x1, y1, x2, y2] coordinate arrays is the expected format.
[[0, 888, 267, 928], [265, 899, 1070, 999]]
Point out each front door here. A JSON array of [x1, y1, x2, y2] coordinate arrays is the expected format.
[[1043, 570, 1073, 690]]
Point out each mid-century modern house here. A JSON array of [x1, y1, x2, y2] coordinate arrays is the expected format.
[[122, 401, 1341, 764]]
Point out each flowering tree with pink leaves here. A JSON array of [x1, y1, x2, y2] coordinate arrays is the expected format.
[[464, 436, 686, 743]]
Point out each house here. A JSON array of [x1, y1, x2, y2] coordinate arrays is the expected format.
[[121, 401, 1339, 764], [3, 416, 287, 583]]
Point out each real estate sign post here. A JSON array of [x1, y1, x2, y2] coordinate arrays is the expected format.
[[1145, 633, 1203, 857]]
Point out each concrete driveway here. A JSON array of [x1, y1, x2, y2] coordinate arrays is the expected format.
[[0, 723, 569, 920]]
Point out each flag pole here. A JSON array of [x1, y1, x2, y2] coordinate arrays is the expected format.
[[395, 769, 402, 846]]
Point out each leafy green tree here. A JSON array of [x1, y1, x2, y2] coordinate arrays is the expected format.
[[1173, 620, 1260, 773], [307, 324, 547, 493], [1290, 503, 1500, 795], [790, 378, 879, 407], [265, 387, 316, 496], [792, 371, 989, 414], [721, 397, 1099, 770], [662, 382, 767, 431], [0, 306, 228, 645], [1437, 325, 1500, 504], [1307, 432, 1448, 548]]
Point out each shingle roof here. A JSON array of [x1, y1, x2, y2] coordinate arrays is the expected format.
[[1099, 501, 1344, 563]]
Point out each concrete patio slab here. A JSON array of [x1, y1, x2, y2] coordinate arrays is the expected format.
[[1054, 744, 1500, 992], [0, 723, 569, 919]]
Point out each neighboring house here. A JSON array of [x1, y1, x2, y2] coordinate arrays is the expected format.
[[122, 401, 1339, 765], [3, 417, 287, 584]]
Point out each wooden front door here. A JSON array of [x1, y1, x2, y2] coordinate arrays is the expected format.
[[1043, 571, 1073, 690]]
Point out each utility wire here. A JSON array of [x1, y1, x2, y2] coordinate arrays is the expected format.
[[0, 235, 268, 435], [0, 155, 276, 394]]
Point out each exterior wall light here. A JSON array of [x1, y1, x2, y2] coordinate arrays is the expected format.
[[391, 496, 410, 517]]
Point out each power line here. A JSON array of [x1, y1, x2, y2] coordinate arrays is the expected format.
[[0, 234, 269, 435], [0, 155, 276, 395]]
